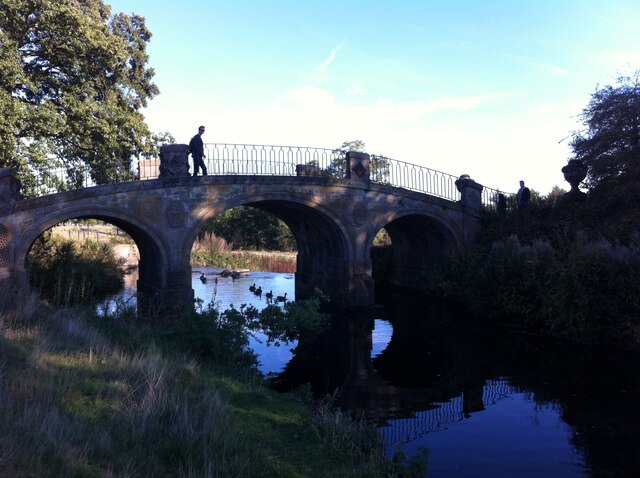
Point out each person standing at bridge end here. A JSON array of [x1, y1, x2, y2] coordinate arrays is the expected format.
[[517, 180, 530, 209], [189, 125, 207, 176]]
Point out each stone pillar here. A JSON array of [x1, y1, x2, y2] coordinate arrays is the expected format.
[[0, 168, 20, 205], [455, 174, 484, 246], [346, 152, 370, 183], [455, 174, 483, 213], [159, 144, 190, 178]]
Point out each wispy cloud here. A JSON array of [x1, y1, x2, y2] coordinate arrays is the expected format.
[[505, 53, 569, 76], [314, 41, 345, 73]]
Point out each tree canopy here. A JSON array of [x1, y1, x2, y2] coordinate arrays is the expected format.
[[206, 206, 296, 251], [570, 71, 640, 188], [0, 0, 159, 195]]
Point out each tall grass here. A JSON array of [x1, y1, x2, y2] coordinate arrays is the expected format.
[[0, 290, 391, 477], [28, 233, 126, 306], [0, 294, 251, 477]]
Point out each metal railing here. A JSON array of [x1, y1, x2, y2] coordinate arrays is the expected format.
[[22, 143, 514, 207]]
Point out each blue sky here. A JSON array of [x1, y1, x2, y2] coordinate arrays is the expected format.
[[109, 0, 640, 193]]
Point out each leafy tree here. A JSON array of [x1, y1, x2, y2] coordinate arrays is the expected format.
[[570, 71, 640, 188], [0, 0, 159, 195], [206, 206, 296, 251]]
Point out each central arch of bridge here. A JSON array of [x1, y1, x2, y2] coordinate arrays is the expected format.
[[187, 196, 352, 303], [377, 212, 460, 291]]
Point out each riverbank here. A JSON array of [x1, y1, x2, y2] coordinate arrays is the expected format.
[[0, 290, 388, 477], [49, 223, 298, 273]]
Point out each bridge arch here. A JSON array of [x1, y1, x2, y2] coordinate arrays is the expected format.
[[188, 192, 353, 301], [14, 206, 169, 305], [367, 209, 462, 294]]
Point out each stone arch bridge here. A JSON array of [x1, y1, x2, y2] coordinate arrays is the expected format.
[[0, 148, 485, 308]]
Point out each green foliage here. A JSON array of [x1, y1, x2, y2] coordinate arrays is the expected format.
[[258, 289, 329, 346], [205, 206, 296, 251], [440, 231, 640, 343], [0, 0, 160, 195], [28, 232, 125, 306], [388, 447, 430, 478], [570, 71, 640, 189]]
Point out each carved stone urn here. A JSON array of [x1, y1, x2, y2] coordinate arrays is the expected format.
[[561, 159, 587, 203]]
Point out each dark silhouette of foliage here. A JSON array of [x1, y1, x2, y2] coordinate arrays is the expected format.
[[570, 71, 640, 189]]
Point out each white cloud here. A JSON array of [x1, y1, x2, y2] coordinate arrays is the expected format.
[[347, 85, 366, 96], [314, 41, 345, 73]]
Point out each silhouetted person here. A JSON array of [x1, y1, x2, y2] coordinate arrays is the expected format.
[[517, 180, 530, 209], [189, 125, 207, 176], [497, 193, 507, 215]]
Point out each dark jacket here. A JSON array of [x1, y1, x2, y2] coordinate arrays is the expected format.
[[189, 134, 204, 158]]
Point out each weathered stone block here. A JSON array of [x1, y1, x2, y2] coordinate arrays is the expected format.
[[346, 152, 370, 182], [159, 144, 190, 178]]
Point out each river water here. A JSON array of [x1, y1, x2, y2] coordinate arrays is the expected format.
[[102, 270, 640, 477]]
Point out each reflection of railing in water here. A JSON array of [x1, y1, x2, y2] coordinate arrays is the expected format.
[[380, 379, 518, 448]]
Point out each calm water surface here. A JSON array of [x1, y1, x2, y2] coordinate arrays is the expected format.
[[103, 271, 640, 477]]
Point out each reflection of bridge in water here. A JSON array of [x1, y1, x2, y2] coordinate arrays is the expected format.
[[379, 379, 519, 449]]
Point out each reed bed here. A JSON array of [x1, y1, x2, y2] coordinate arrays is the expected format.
[[191, 232, 297, 272]]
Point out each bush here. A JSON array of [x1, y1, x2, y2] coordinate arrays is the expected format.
[[441, 232, 640, 344]]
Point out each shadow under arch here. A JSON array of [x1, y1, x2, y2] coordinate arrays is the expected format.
[[18, 209, 168, 309], [371, 212, 462, 296], [189, 197, 352, 301]]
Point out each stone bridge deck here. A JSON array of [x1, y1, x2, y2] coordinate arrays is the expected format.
[[0, 150, 484, 309]]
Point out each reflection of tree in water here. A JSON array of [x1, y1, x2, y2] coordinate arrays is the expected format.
[[268, 297, 640, 476]]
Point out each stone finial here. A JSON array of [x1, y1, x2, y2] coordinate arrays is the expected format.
[[159, 144, 190, 178], [345, 152, 370, 182], [455, 174, 483, 212], [561, 159, 587, 203], [0, 168, 20, 205]]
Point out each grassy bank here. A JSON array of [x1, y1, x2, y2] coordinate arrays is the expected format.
[[0, 289, 389, 477]]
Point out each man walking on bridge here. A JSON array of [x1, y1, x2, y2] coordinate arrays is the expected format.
[[189, 125, 207, 176]]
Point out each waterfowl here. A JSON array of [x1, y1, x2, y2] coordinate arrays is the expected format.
[[200, 273, 207, 284], [276, 292, 288, 302], [265, 290, 273, 300], [249, 283, 256, 292]]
